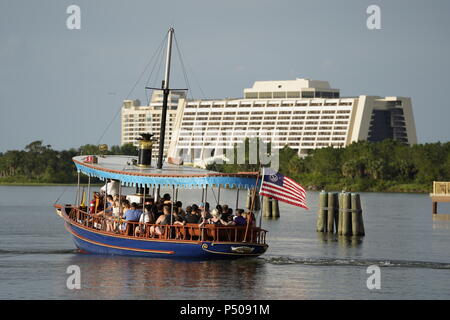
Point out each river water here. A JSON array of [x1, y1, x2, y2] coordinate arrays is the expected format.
[[0, 185, 449, 300]]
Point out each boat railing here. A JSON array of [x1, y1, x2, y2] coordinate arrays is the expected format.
[[64, 206, 267, 245]]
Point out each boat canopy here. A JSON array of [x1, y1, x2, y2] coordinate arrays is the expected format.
[[73, 155, 259, 189]]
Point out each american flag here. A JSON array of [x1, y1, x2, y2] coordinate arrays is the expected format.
[[259, 168, 309, 209]]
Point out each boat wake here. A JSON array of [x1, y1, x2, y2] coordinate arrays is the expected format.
[[0, 249, 77, 255], [262, 256, 450, 270]]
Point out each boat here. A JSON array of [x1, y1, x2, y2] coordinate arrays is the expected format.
[[53, 28, 268, 259]]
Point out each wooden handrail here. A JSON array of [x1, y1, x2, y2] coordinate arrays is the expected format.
[[63, 206, 267, 244]]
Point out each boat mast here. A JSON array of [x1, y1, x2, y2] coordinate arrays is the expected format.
[[157, 27, 174, 170]]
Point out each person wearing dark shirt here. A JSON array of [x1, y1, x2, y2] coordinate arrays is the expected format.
[[184, 206, 200, 223], [233, 209, 247, 226]]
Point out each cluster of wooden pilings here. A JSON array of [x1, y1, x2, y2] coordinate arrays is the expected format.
[[245, 191, 280, 218], [316, 191, 365, 236], [262, 197, 280, 218]]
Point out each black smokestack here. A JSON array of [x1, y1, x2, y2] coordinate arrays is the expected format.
[[136, 133, 155, 168]]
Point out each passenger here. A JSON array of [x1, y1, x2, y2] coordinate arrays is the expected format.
[[172, 205, 186, 226], [220, 205, 230, 220], [243, 211, 256, 227], [101, 195, 114, 214], [221, 204, 229, 215], [111, 200, 122, 232], [162, 193, 171, 204], [89, 192, 102, 214], [233, 209, 247, 226], [197, 210, 210, 226], [88, 193, 96, 214], [93, 195, 113, 230], [201, 209, 228, 226], [105, 198, 119, 232], [122, 202, 142, 235], [199, 202, 210, 215], [118, 202, 130, 231], [184, 206, 200, 224], [150, 205, 174, 237], [175, 201, 185, 217], [153, 202, 162, 219], [147, 198, 159, 218], [225, 208, 234, 225], [134, 205, 154, 237], [226, 215, 235, 225], [123, 202, 142, 221]]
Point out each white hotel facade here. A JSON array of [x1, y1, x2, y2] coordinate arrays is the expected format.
[[121, 78, 417, 164]]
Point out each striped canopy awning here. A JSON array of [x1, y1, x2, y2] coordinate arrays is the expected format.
[[73, 155, 259, 189]]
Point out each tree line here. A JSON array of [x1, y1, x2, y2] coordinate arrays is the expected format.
[[0, 140, 137, 184], [207, 139, 450, 193], [1, 139, 449, 192]]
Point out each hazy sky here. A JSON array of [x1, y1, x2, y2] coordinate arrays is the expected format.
[[1, 0, 449, 152]]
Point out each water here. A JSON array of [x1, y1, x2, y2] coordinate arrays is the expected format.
[[1, 186, 450, 299]]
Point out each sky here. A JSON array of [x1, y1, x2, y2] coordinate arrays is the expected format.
[[0, 0, 449, 152]]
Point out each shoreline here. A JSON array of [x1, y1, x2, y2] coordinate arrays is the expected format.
[[0, 182, 430, 194], [0, 183, 104, 187]]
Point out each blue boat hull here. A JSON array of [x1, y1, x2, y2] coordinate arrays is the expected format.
[[65, 221, 268, 260]]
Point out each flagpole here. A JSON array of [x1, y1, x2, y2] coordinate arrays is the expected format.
[[244, 165, 262, 241]]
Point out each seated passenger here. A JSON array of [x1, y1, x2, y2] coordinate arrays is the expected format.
[[175, 201, 185, 217], [122, 202, 142, 234], [152, 203, 162, 220], [105, 198, 120, 232], [202, 209, 228, 226], [220, 205, 230, 221], [224, 208, 235, 225], [184, 206, 200, 224], [162, 193, 171, 204], [198, 209, 211, 226], [172, 205, 186, 226], [233, 209, 247, 226], [100, 194, 113, 216], [221, 204, 229, 215], [123, 202, 142, 221], [134, 205, 154, 237], [243, 211, 256, 227], [199, 202, 210, 215], [146, 198, 159, 218], [110, 200, 122, 232], [149, 205, 174, 237]]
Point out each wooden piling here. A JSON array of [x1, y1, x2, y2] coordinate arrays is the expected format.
[[253, 193, 261, 211], [271, 198, 280, 218], [327, 192, 338, 233], [342, 192, 352, 236], [338, 192, 344, 235], [263, 196, 272, 217], [351, 193, 365, 236], [317, 191, 328, 232], [245, 189, 251, 210]]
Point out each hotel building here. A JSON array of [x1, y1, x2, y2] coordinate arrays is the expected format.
[[121, 90, 186, 155], [121, 78, 417, 164]]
